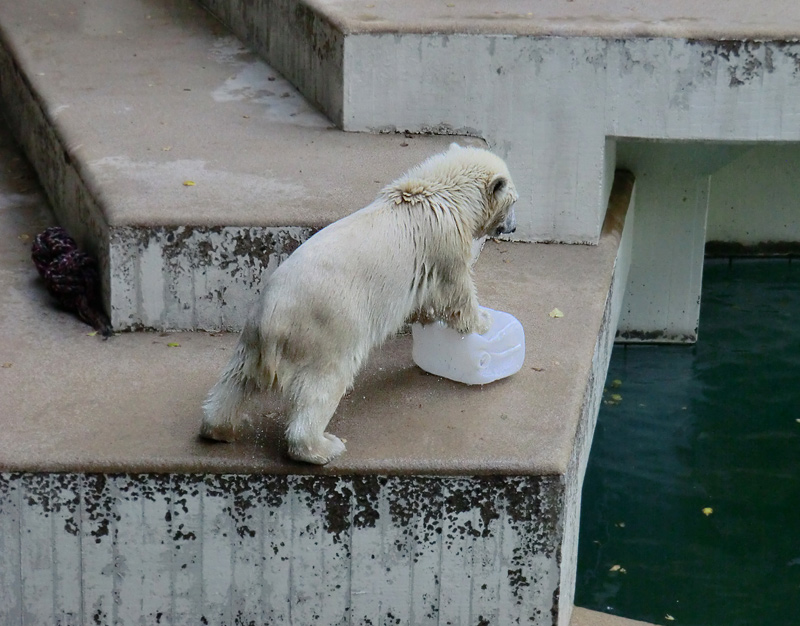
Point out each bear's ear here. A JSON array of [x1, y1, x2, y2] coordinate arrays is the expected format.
[[489, 173, 507, 198]]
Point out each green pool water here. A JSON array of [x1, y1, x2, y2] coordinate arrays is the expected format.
[[575, 259, 800, 625]]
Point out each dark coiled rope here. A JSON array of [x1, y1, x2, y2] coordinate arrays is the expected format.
[[31, 226, 112, 337]]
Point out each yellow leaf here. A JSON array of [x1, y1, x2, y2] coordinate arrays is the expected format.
[[702, 507, 713, 516], [87, 331, 98, 337], [548, 308, 564, 318], [609, 564, 626, 573], [1, 362, 12, 368], [610, 379, 622, 388], [167, 342, 180, 347], [665, 615, 675, 621], [610, 393, 622, 402], [183, 180, 195, 186]]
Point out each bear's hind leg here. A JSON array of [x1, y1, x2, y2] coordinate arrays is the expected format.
[[201, 341, 258, 442], [284, 374, 348, 465]]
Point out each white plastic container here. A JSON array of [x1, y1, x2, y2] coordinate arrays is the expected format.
[[411, 306, 525, 385]]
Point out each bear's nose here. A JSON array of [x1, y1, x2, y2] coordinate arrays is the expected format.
[[494, 224, 516, 236]]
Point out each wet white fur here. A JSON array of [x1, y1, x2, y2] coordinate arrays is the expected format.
[[201, 144, 518, 464]]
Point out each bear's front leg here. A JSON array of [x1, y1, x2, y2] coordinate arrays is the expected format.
[[444, 274, 491, 335]]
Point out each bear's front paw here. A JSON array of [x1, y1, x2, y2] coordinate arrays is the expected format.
[[474, 308, 493, 335], [453, 308, 492, 335], [288, 432, 347, 465]]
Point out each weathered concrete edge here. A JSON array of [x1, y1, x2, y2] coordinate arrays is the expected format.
[[316, 3, 800, 41], [214, 0, 800, 41], [558, 171, 635, 626], [197, 0, 800, 138], [109, 225, 316, 330], [0, 472, 564, 625]]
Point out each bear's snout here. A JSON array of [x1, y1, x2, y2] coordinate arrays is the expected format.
[[495, 208, 517, 236]]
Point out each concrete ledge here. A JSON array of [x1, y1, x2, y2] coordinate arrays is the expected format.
[[312, 0, 800, 40], [0, 190, 633, 477]]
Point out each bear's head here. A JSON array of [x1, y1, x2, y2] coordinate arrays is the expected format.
[[384, 143, 518, 242], [446, 143, 518, 240]]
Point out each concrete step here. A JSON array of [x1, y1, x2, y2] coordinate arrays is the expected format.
[[203, 0, 800, 344], [0, 99, 634, 624], [203, 0, 800, 215], [0, 0, 480, 331]]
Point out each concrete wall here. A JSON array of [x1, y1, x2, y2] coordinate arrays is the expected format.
[[109, 225, 314, 330], [0, 472, 563, 626], [707, 144, 800, 247], [559, 172, 634, 625], [342, 36, 800, 245]]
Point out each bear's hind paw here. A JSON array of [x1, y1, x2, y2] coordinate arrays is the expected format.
[[288, 432, 347, 465]]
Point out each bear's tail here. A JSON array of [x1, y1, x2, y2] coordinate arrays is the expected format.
[[200, 322, 265, 442]]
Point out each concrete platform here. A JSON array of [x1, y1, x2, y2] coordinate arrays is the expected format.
[[0, 126, 631, 479], [0, 95, 634, 624], [0, 0, 658, 622]]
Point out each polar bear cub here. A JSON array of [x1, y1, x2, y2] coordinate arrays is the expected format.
[[201, 143, 518, 464]]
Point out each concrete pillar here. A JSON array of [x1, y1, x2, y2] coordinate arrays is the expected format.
[[615, 141, 752, 343]]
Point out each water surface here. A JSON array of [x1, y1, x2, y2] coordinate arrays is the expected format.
[[576, 259, 800, 625]]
